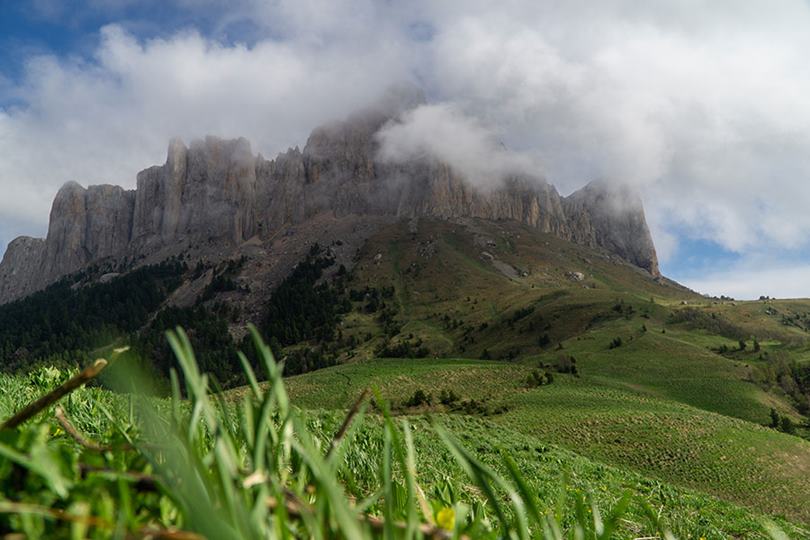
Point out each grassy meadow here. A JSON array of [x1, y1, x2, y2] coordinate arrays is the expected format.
[[2, 218, 810, 537], [0, 333, 805, 539]]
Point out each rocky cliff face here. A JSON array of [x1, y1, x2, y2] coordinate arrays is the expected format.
[[563, 181, 659, 275], [39, 182, 135, 281], [132, 137, 258, 249], [0, 237, 46, 302], [0, 99, 660, 304]]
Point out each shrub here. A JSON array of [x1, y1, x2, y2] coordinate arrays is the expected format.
[[670, 308, 747, 340], [525, 369, 552, 388], [780, 416, 797, 435], [376, 339, 430, 358], [404, 389, 432, 408], [439, 388, 460, 405], [509, 306, 535, 324], [555, 355, 579, 377], [770, 408, 780, 428]]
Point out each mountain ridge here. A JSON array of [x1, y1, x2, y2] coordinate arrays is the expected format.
[[0, 99, 660, 305]]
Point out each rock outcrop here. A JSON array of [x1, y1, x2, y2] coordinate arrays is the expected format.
[[40, 182, 135, 281], [563, 181, 660, 275], [0, 237, 46, 302], [132, 137, 258, 249], [0, 96, 660, 304]]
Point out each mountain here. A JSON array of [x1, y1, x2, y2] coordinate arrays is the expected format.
[[3, 93, 810, 537], [0, 91, 660, 305]]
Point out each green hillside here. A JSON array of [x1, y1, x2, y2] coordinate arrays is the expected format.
[[266, 218, 810, 530], [3, 217, 810, 536], [275, 357, 810, 530], [0, 341, 806, 538]]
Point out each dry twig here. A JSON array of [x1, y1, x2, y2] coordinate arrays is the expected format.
[[326, 387, 369, 457], [54, 405, 110, 451], [1, 359, 108, 430], [267, 490, 465, 540], [0, 501, 112, 529]]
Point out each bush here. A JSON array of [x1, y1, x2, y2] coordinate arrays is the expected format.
[[555, 355, 579, 376], [780, 416, 797, 435], [376, 339, 430, 358], [669, 308, 747, 340], [769, 408, 799, 435], [404, 388, 432, 407], [455, 398, 509, 416], [770, 408, 780, 428], [508, 306, 535, 324], [439, 389, 460, 405], [525, 369, 552, 388]]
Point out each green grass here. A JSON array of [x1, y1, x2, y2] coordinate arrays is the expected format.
[[499, 381, 810, 526], [278, 356, 810, 531], [0, 333, 804, 538], [4, 218, 810, 537], [288, 217, 810, 531], [543, 320, 772, 423], [273, 357, 525, 410], [11, 331, 802, 539]]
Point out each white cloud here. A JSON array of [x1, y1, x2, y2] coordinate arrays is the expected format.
[[0, 21, 413, 235], [5, 0, 810, 298], [375, 103, 539, 188], [684, 263, 810, 301], [418, 1, 810, 257]]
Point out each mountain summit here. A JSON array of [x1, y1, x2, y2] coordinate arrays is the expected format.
[[0, 98, 659, 304]]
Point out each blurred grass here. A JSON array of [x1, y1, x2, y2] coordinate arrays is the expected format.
[[0, 328, 803, 538]]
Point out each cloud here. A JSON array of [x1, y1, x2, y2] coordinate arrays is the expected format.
[[0, 21, 413, 231], [5, 0, 810, 297], [684, 262, 810, 301], [418, 1, 810, 257], [375, 103, 538, 188]]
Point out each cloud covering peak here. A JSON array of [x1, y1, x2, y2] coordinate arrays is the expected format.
[[376, 104, 539, 188], [3, 0, 810, 298]]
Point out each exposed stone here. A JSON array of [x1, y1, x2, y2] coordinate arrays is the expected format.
[[99, 273, 122, 284], [567, 271, 586, 282]]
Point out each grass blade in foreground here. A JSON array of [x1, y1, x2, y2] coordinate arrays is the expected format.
[[0, 325, 794, 538]]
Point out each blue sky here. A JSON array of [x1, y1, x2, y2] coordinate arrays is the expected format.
[[0, 1, 270, 80], [2, 1, 810, 299], [0, 3, 183, 79]]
